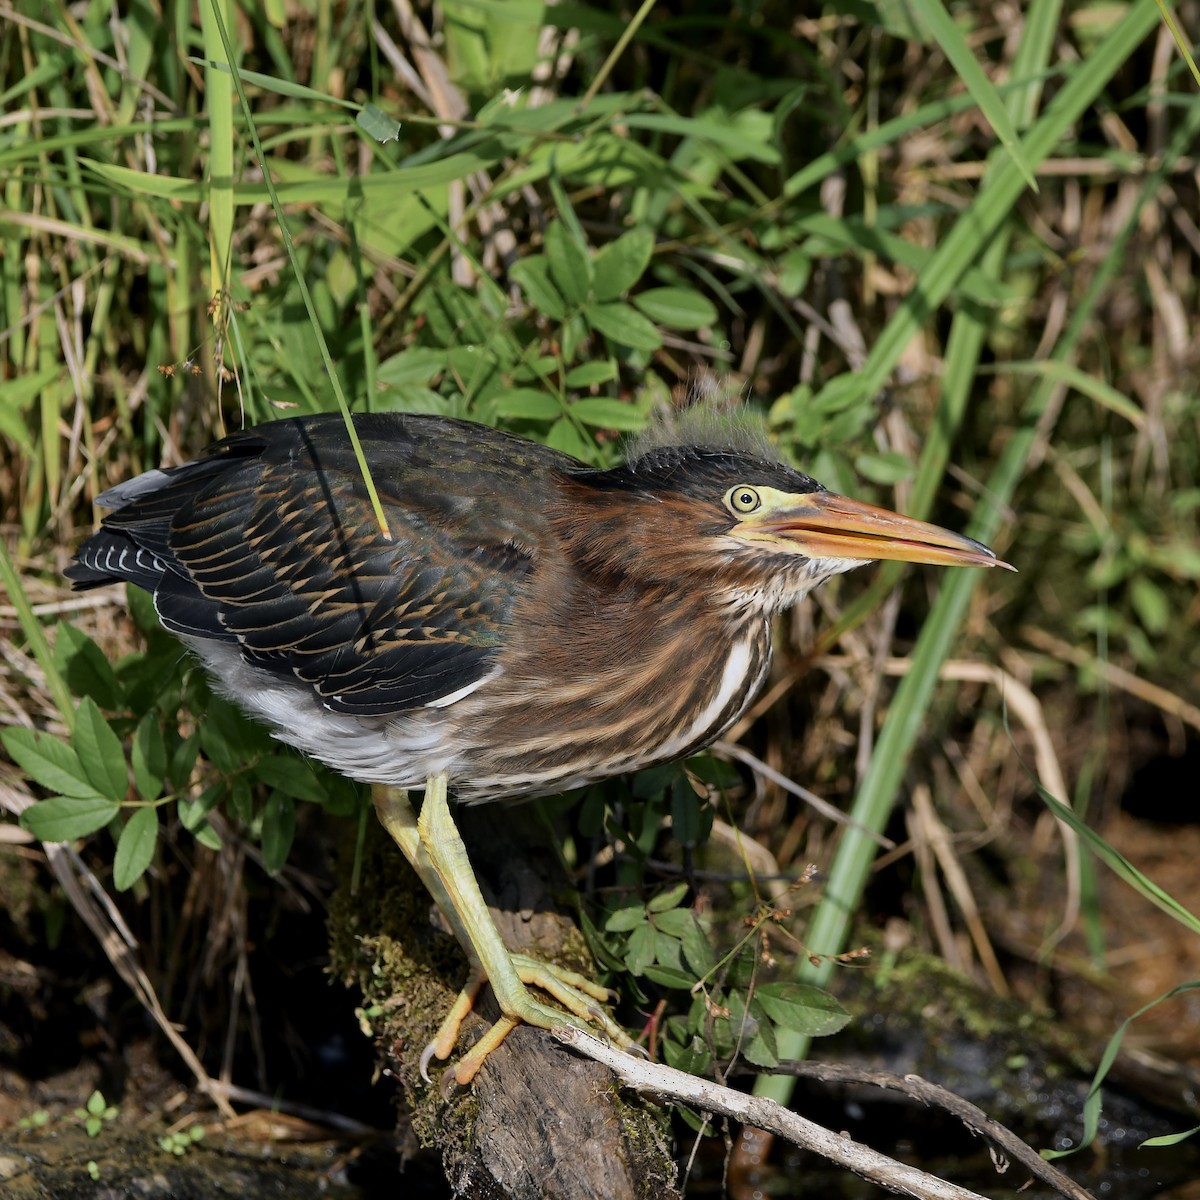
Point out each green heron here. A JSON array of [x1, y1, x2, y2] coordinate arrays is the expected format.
[[68, 409, 1009, 1085]]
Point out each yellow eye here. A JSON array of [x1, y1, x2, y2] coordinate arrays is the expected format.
[[727, 486, 761, 514]]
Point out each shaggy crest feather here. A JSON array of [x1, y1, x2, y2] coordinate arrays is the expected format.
[[626, 395, 779, 465]]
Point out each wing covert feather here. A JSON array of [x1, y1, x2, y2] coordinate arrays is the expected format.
[[73, 414, 576, 715]]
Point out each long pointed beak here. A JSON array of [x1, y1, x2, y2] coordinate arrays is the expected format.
[[761, 492, 1015, 571]]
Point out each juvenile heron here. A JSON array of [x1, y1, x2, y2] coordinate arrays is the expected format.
[[68, 410, 1009, 1084]]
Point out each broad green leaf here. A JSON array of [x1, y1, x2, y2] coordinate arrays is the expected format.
[[604, 905, 648, 933], [652, 928, 683, 970], [131, 716, 167, 803], [1130, 576, 1169, 635], [641, 964, 696, 989], [168, 731, 200, 792], [72, 698, 128, 803], [631, 287, 717, 330], [375, 347, 446, 387], [663, 1035, 711, 1077], [754, 982, 851, 1037], [592, 227, 654, 301], [585, 302, 661, 352], [624, 923, 656, 975], [357, 103, 401, 144], [3, 728, 96, 798], [21, 795, 119, 842], [194, 823, 222, 851], [569, 398, 649, 432], [510, 257, 568, 320], [651, 907, 694, 938], [544, 416, 594, 460], [54, 624, 121, 710], [742, 1020, 780, 1069], [855, 451, 917, 486], [492, 388, 563, 421], [563, 360, 617, 388], [178, 784, 223, 832], [671, 783, 710, 847], [228, 778, 254, 825], [261, 792, 296, 873], [544, 221, 593, 306], [113, 807, 159, 891], [647, 881, 690, 913], [680, 917, 716, 977], [252, 756, 328, 805]]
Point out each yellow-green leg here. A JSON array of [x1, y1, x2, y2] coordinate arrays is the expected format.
[[372, 777, 630, 1086]]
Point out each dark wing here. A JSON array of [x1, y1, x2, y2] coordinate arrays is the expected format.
[[68, 413, 576, 716]]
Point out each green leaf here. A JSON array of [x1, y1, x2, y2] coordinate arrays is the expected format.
[[193, 823, 222, 851], [623, 111, 782, 164], [1141, 1125, 1200, 1148], [569, 397, 649, 431], [375, 346, 446, 387], [72, 697, 128, 803], [625, 922, 656, 974], [261, 792, 296, 873], [131, 715, 167, 803], [631, 287, 716, 330], [492, 388, 563, 421], [585, 302, 661, 353], [641, 964, 696, 989], [189, 57, 357, 107], [113, 807, 158, 891], [563, 360, 617, 388], [169, 731, 200, 792], [670, 783, 710, 847], [1129, 576, 1169, 635], [21, 795, 119, 842], [544, 221, 593, 306], [54, 624, 121, 710], [754, 982, 851, 1037], [647, 881, 690, 913], [651, 907, 694, 938], [680, 916, 716, 977], [742, 1019, 780, 1069], [0, 367, 57, 453], [663, 1035, 711, 1077], [545, 415, 593, 460], [904, 0, 1037, 192], [855, 451, 917, 486], [604, 905, 648, 933], [228, 778, 253, 825], [252, 756, 328, 804], [356, 103, 401, 144], [178, 783, 223, 832], [592, 227, 654, 301], [510, 256, 568, 320], [3, 727, 96, 798], [993, 360, 1144, 428]]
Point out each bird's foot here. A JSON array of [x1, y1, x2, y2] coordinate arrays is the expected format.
[[421, 956, 633, 1089]]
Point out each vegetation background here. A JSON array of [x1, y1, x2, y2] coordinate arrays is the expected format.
[[1, 0, 1198, 1195]]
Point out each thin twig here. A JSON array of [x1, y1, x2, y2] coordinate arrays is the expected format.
[[556, 1028, 1020, 1200]]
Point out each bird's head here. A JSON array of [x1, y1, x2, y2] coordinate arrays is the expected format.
[[553, 425, 1011, 613]]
